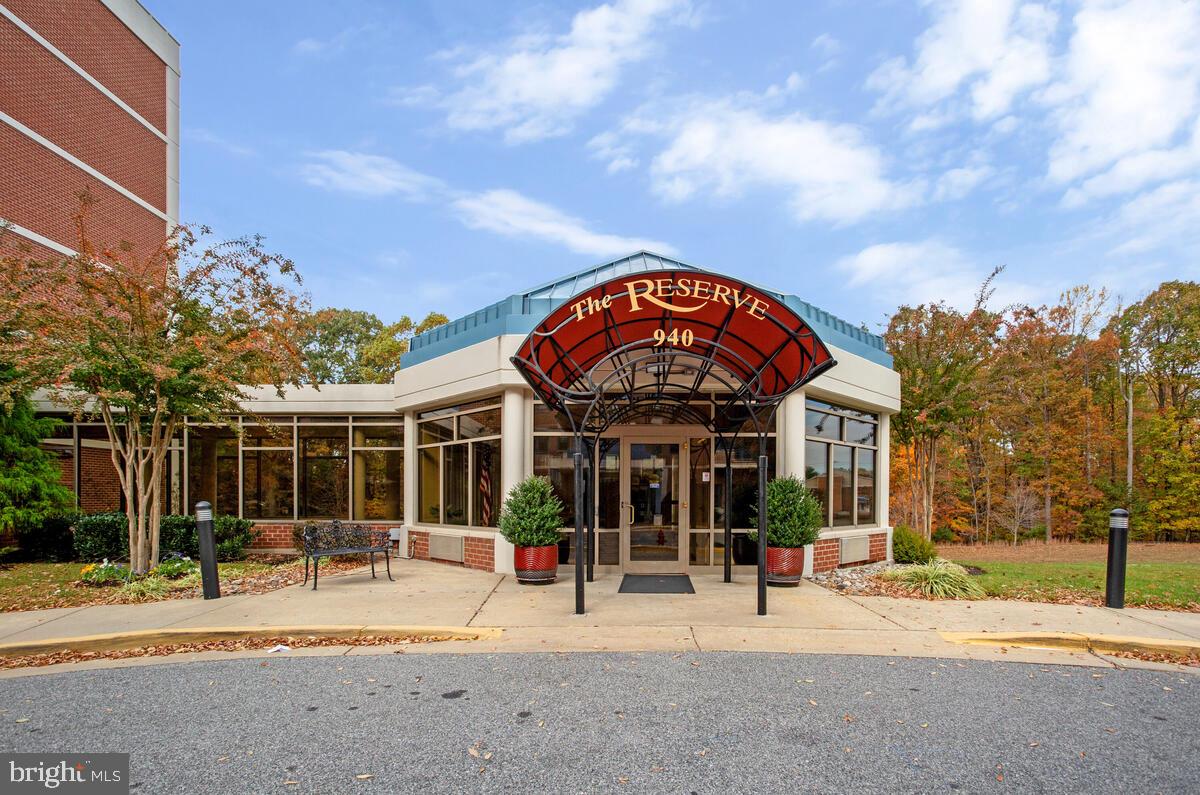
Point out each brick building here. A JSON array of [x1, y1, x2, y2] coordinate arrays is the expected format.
[[3, 0, 179, 511]]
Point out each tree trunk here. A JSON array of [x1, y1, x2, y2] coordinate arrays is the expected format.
[[1125, 378, 1134, 503]]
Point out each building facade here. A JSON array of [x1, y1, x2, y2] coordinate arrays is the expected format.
[[4, 0, 178, 513], [0, 0, 178, 261], [45, 253, 900, 578]]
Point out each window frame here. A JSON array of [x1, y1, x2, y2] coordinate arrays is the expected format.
[[415, 398, 503, 529], [803, 399, 880, 529]]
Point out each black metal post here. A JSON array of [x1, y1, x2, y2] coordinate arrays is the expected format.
[[195, 501, 220, 600], [723, 442, 733, 583], [757, 453, 767, 616], [586, 439, 595, 583], [1105, 508, 1129, 609], [573, 441, 585, 615]]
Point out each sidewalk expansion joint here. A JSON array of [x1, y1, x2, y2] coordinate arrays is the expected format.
[[467, 576, 504, 627]]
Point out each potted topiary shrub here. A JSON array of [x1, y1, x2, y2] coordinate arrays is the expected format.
[[749, 474, 823, 587], [499, 475, 565, 585]]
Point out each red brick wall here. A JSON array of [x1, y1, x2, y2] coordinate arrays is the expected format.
[[0, 123, 167, 258], [0, 15, 166, 209], [78, 445, 120, 512], [463, 536, 495, 572], [869, 532, 887, 563], [4, 0, 168, 130], [812, 538, 840, 573]]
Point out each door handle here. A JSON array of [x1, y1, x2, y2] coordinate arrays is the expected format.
[[625, 503, 635, 525]]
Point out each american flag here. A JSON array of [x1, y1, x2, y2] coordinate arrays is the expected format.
[[479, 446, 493, 526]]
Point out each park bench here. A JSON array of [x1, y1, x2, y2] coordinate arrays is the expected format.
[[301, 520, 393, 590]]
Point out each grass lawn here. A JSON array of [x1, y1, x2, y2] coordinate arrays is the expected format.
[[943, 557, 1200, 611], [0, 557, 298, 612]]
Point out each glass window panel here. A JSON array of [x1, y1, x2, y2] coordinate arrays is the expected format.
[[418, 448, 440, 523], [690, 533, 711, 566], [243, 424, 292, 447], [298, 427, 348, 519], [805, 398, 836, 412], [443, 444, 469, 526], [845, 419, 877, 447], [533, 436, 575, 527], [472, 440, 501, 527], [857, 449, 876, 525], [597, 438, 620, 530], [352, 415, 402, 423], [353, 425, 402, 448], [187, 427, 238, 516], [298, 416, 348, 424], [831, 445, 853, 527], [689, 437, 711, 530], [418, 417, 454, 445], [805, 440, 829, 526], [714, 438, 775, 529], [353, 449, 402, 520], [805, 410, 840, 441], [534, 405, 572, 431], [242, 449, 293, 519], [459, 408, 501, 439]]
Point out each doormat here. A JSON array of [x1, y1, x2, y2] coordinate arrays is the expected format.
[[618, 574, 695, 594]]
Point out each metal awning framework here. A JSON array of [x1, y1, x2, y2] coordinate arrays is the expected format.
[[511, 269, 837, 615]]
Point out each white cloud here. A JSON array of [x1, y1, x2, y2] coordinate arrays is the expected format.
[[867, 0, 1057, 126], [300, 151, 446, 199], [453, 189, 677, 256], [811, 33, 841, 71], [835, 239, 1041, 310], [299, 151, 674, 257], [933, 164, 993, 201], [1044, 0, 1200, 190], [612, 99, 919, 224], [588, 131, 639, 173], [292, 27, 368, 57], [186, 128, 255, 158], [1107, 179, 1200, 256], [426, 0, 689, 144]]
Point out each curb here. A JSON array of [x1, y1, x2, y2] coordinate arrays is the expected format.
[[0, 625, 501, 658], [940, 631, 1200, 658]]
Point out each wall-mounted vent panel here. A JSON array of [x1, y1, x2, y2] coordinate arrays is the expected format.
[[429, 534, 464, 563], [840, 535, 869, 565]]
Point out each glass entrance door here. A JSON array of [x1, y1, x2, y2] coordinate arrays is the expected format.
[[622, 440, 685, 572]]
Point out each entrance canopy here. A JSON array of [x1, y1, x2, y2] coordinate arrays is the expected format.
[[511, 269, 837, 435]]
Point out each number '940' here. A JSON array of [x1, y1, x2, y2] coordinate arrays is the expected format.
[[652, 328, 694, 346]]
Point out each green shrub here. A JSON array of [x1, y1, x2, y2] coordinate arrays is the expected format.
[[498, 476, 564, 547], [214, 515, 256, 560], [748, 475, 823, 548], [150, 555, 198, 579], [892, 525, 937, 564], [74, 512, 256, 562], [80, 560, 131, 585], [883, 559, 985, 599], [16, 512, 80, 561], [932, 526, 956, 544], [73, 512, 129, 561], [119, 576, 172, 601]]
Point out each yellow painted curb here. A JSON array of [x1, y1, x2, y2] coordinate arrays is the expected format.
[[940, 631, 1200, 658], [0, 625, 501, 658]]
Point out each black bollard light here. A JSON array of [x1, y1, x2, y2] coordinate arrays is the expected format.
[[1105, 508, 1129, 609], [196, 501, 220, 600]]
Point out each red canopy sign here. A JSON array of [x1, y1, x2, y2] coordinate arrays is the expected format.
[[512, 269, 836, 430]]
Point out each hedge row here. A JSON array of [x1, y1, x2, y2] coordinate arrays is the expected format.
[[17, 513, 257, 562]]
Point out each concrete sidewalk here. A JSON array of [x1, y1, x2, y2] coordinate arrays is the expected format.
[[1, 559, 1197, 667]]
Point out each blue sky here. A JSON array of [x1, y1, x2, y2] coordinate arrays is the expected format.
[[144, 0, 1200, 332]]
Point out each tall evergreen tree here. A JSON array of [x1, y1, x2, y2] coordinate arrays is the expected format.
[[0, 367, 73, 535]]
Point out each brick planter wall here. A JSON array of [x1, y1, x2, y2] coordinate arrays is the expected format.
[[251, 526, 497, 573], [811, 531, 890, 573]]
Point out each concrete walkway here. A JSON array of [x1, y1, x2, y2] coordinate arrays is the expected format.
[[1, 559, 1198, 668]]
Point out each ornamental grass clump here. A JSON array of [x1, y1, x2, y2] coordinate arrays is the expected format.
[[883, 559, 985, 599], [748, 475, 823, 548], [498, 476, 565, 548]]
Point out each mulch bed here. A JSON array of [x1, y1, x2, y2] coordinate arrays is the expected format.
[[0, 633, 453, 670]]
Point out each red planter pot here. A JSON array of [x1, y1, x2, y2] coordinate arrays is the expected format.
[[766, 546, 805, 587], [513, 544, 558, 584]]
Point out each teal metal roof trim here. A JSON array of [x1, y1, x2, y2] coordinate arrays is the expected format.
[[402, 251, 892, 369]]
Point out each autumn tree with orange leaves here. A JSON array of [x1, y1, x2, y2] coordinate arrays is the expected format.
[[0, 197, 310, 573]]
